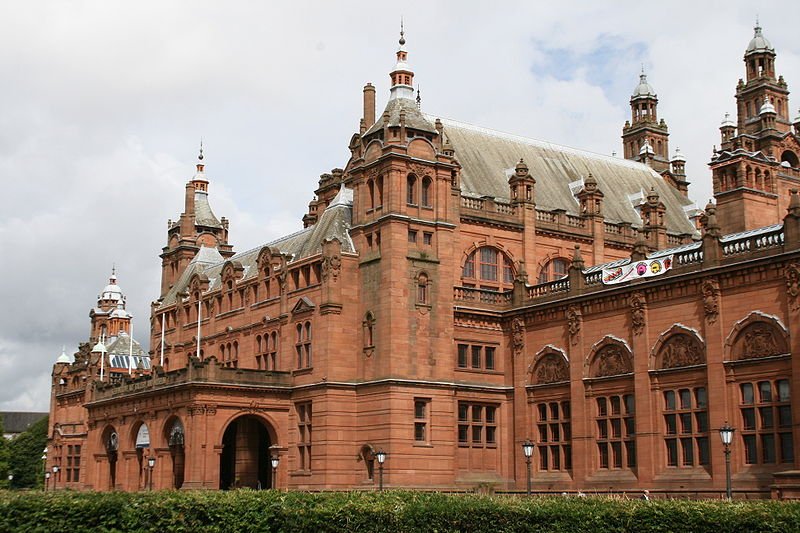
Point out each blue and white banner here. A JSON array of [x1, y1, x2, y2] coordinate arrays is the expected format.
[[602, 255, 673, 285]]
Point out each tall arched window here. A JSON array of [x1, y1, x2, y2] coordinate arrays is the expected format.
[[461, 247, 515, 290], [367, 179, 375, 209], [407, 175, 417, 205], [296, 322, 312, 368], [421, 177, 432, 207], [417, 273, 429, 305], [537, 258, 570, 284]]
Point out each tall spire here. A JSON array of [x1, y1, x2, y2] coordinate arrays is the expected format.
[[389, 19, 415, 100], [191, 140, 209, 192]]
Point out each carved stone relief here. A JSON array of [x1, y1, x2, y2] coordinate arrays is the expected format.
[[321, 253, 342, 282], [566, 305, 582, 346], [660, 334, 705, 369], [595, 344, 633, 377], [786, 264, 800, 312], [511, 317, 525, 355], [534, 353, 569, 384], [630, 292, 646, 335], [700, 279, 720, 324], [736, 323, 786, 360]]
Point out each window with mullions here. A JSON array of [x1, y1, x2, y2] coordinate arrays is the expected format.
[[664, 387, 709, 467], [296, 402, 312, 471], [456, 343, 496, 370], [458, 402, 497, 448], [537, 258, 570, 284], [535, 401, 572, 471], [295, 322, 312, 369], [414, 398, 430, 443], [461, 247, 514, 290], [740, 379, 793, 464], [596, 394, 636, 469]]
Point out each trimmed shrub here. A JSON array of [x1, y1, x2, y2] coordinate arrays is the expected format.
[[1, 490, 799, 533]]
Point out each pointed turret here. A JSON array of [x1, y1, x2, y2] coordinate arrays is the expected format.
[[622, 69, 670, 172]]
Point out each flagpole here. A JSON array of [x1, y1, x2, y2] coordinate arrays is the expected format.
[[197, 298, 202, 360], [99, 334, 105, 381], [129, 320, 134, 375], [160, 314, 165, 367]]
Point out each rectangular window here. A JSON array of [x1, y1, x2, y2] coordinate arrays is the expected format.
[[596, 394, 635, 470], [408, 230, 417, 243], [456, 343, 498, 371], [457, 344, 468, 368], [485, 347, 495, 370], [663, 386, 708, 468], [458, 402, 498, 448], [535, 400, 571, 471], [414, 398, 430, 443], [423, 232, 432, 245], [740, 379, 793, 465], [471, 346, 481, 368], [297, 402, 312, 471]]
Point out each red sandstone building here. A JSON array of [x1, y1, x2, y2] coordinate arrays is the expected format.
[[48, 24, 800, 497]]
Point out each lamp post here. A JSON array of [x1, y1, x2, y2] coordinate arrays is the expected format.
[[522, 439, 534, 496], [45, 471, 50, 492], [7, 473, 12, 490], [375, 450, 387, 491], [41, 448, 48, 491], [147, 456, 156, 491], [270, 455, 280, 489], [718, 422, 735, 500], [52, 466, 59, 490]]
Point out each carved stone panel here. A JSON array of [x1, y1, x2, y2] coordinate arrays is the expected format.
[[533, 353, 569, 385], [595, 344, 633, 378], [734, 322, 788, 360], [566, 305, 582, 346], [630, 292, 646, 336], [786, 264, 800, 312], [700, 279, 720, 324], [660, 334, 705, 369], [511, 317, 525, 356]]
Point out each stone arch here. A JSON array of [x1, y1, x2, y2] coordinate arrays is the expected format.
[[100, 424, 119, 490], [528, 345, 570, 385], [162, 416, 185, 489], [586, 336, 633, 378], [358, 443, 377, 481], [408, 137, 436, 159], [364, 140, 383, 163], [218, 413, 279, 490], [651, 324, 706, 370], [725, 312, 790, 362], [781, 150, 799, 168], [460, 243, 517, 287]]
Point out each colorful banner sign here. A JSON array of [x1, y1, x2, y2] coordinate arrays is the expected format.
[[601, 255, 673, 285]]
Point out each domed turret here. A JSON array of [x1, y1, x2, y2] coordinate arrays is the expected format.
[[745, 22, 774, 55], [56, 346, 71, 364], [632, 71, 656, 99], [759, 95, 776, 115]]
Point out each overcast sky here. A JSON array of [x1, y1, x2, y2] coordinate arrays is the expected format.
[[1, 1, 798, 412]]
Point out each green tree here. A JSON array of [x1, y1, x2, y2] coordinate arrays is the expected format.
[[7, 416, 48, 489], [0, 415, 9, 489]]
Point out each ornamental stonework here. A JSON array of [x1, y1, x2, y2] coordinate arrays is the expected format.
[[595, 344, 633, 377], [511, 317, 525, 355], [566, 305, 582, 346], [534, 353, 569, 384], [660, 334, 705, 369], [321, 253, 342, 282], [786, 264, 800, 312], [700, 279, 720, 324], [736, 323, 786, 360], [630, 292, 646, 335]]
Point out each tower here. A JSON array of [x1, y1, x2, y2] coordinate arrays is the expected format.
[[710, 21, 800, 233], [622, 69, 670, 173], [89, 268, 131, 342], [160, 147, 234, 295]]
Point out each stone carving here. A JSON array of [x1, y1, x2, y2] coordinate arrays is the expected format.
[[739, 323, 783, 360], [535, 354, 569, 384], [408, 163, 429, 179], [511, 317, 525, 355], [786, 264, 800, 312], [321, 253, 342, 282], [630, 292, 646, 335], [700, 279, 720, 324], [566, 305, 582, 345], [660, 334, 705, 369], [595, 345, 632, 377]]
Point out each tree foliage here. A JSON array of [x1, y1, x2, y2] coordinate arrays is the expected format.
[[7, 416, 48, 490], [0, 415, 9, 489]]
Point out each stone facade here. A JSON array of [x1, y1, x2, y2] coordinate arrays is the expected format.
[[47, 24, 800, 498]]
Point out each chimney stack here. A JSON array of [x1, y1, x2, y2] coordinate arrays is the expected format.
[[363, 83, 376, 129]]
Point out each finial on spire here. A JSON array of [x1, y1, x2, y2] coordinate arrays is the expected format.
[[199, 139, 204, 161], [416, 86, 421, 108], [399, 17, 405, 46], [111, 263, 116, 277]]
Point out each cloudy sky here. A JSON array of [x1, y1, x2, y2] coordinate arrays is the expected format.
[[1, 1, 798, 411]]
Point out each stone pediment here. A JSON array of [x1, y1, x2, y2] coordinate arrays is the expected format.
[[291, 296, 316, 316]]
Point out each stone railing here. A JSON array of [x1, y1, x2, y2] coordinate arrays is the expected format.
[[92, 358, 292, 401], [720, 224, 785, 257], [526, 278, 570, 299], [460, 196, 517, 218], [454, 286, 513, 306]]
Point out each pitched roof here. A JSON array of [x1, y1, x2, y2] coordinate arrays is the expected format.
[[1, 411, 47, 434], [434, 117, 699, 236], [365, 98, 438, 136]]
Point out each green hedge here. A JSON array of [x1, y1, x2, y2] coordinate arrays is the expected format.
[[1, 490, 800, 533]]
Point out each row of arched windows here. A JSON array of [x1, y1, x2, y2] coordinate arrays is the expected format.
[[406, 175, 432, 207]]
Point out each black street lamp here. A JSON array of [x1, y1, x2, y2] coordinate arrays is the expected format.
[[52, 466, 59, 490], [718, 422, 735, 500], [7, 473, 12, 489], [44, 471, 50, 492], [522, 440, 534, 496], [375, 450, 387, 491], [147, 456, 156, 491], [270, 455, 280, 489]]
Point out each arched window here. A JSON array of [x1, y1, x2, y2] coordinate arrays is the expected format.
[[781, 151, 799, 168], [296, 322, 312, 368], [367, 179, 375, 209], [537, 258, 570, 284], [417, 273, 429, 305], [462, 247, 515, 290], [376, 176, 384, 207], [407, 175, 417, 205], [268, 332, 279, 370], [363, 312, 375, 351], [421, 177, 432, 207]]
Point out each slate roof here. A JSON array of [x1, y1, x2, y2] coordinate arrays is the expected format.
[[365, 98, 438, 136], [195, 191, 223, 228], [158, 187, 354, 309], [434, 117, 699, 236], [1, 411, 47, 435]]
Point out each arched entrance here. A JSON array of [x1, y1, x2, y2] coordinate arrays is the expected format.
[[165, 418, 185, 489], [219, 415, 273, 490], [133, 422, 151, 490], [101, 426, 119, 490]]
